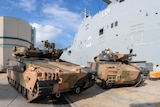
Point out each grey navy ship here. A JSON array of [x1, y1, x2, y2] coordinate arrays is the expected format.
[[60, 0, 160, 69]]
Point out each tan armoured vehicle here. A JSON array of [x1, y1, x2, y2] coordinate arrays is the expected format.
[[87, 48, 149, 89], [6, 40, 95, 102]]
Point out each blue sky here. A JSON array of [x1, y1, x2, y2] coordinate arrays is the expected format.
[[0, 0, 107, 48]]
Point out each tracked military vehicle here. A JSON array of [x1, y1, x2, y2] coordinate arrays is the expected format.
[[6, 40, 95, 102], [87, 48, 149, 89]]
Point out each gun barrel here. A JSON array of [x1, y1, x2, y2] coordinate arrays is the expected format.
[[130, 54, 136, 56], [124, 54, 136, 57]]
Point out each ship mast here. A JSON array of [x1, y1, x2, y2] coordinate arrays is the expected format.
[[83, 8, 89, 19]]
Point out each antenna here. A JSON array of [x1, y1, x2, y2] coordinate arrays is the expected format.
[[83, 8, 89, 18]]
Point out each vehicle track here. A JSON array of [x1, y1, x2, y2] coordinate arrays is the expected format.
[[9, 81, 76, 106], [5, 74, 75, 106]]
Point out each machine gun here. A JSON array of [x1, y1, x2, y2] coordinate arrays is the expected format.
[[41, 40, 55, 53], [116, 53, 136, 64]]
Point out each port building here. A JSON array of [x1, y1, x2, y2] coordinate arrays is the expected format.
[[0, 16, 35, 71]]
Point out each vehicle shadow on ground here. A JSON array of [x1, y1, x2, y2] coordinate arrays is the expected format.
[[113, 82, 147, 88], [64, 84, 107, 103], [32, 95, 69, 105], [33, 84, 106, 105], [130, 102, 160, 107], [64, 82, 148, 104]]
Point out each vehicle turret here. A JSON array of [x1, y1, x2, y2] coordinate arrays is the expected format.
[[12, 40, 63, 60], [94, 48, 136, 64]]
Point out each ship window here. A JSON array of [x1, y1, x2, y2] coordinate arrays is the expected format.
[[111, 23, 114, 28], [99, 28, 104, 35], [115, 21, 118, 27], [119, 0, 125, 3], [68, 50, 71, 55]]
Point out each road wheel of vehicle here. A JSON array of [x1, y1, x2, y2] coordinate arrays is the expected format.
[[96, 79, 101, 86], [7, 78, 11, 84], [15, 82, 19, 89], [10, 79, 13, 85], [13, 81, 16, 87], [27, 90, 34, 100], [12, 80, 15, 86], [75, 87, 81, 94], [22, 87, 27, 96], [11, 80, 14, 86], [55, 92, 61, 98], [27, 82, 39, 101], [101, 80, 107, 89], [18, 85, 22, 92]]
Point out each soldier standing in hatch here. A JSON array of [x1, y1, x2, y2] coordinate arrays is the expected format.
[[105, 48, 117, 61]]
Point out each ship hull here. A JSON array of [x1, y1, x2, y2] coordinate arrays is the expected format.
[[60, 0, 160, 68]]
